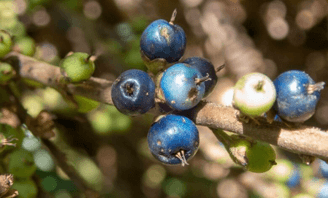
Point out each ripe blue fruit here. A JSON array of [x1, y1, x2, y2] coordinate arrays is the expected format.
[[140, 10, 186, 64], [183, 57, 219, 97], [147, 114, 199, 166], [319, 160, 328, 178], [111, 69, 155, 116], [160, 63, 206, 111], [273, 70, 325, 122]]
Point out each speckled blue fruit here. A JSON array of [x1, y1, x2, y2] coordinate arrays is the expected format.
[[320, 160, 328, 178], [147, 114, 199, 165], [160, 63, 205, 111], [273, 70, 323, 122], [111, 69, 155, 116], [183, 57, 217, 97], [140, 19, 186, 63]]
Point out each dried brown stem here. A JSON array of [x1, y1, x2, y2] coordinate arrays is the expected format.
[[4, 52, 328, 161]]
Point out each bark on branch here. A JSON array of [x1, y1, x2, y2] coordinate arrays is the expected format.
[[4, 52, 328, 161]]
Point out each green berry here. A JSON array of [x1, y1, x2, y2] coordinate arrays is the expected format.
[[246, 141, 276, 173], [7, 148, 37, 178], [60, 52, 95, 83], [228, 136, 276, 173], [11, 178, 38, 198], [0, 62, 15, 84], [13, 37, 36, 56], [233, 72, 276, 117], [0, 30, 12, 58], [0, 1, 18, 30]]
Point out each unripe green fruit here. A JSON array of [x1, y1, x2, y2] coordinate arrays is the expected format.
[[229, 137, 276, 173], [246, 141, 276, 173], [11, 178, 38, 198], [0, 62, 15, 84], [0, 1, 18, 30], [60, 52, 95, 83], [0, 30, 12, 58], [233, 72, 276, 117], [7, 148, 37, 178], [13, 37, 36, 57]]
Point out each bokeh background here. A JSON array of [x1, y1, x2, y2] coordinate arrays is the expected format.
[[1, 0, 328, 197]]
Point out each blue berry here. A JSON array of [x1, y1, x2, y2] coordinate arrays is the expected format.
[[147, 114, 199, 166], [111, 69, 155, 116], [273, 70, 325, 122], [160, 63, 206, 111], [140, 10, 186, 63], [183, 57, 220, 97], [319, 160, 328, 179]]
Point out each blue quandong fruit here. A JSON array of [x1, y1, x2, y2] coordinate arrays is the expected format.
[[111, 69, 155, 116], [140, 9, 186, 64], [147, 114, 199, 166], [273, 70, 325, 122], [160, 63, 207, 111]]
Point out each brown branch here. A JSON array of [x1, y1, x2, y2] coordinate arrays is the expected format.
[[4, 52, 328, 162]]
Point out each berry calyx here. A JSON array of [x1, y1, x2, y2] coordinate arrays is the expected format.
[[59, 52, 95, 83], [0, 133, 17, 153], [183, 57, 220, 97]]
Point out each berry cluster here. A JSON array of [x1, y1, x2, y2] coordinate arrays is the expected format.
[[110, 10, 223, 166], [108, 10, 326, 171]]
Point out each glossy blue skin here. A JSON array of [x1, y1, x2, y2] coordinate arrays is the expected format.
[[286, 166, 301, 188], [318, 182, 328, 198], [160, 63, 205, 111], [140, 19, 186, 63], [183, 57, 217, 97], [147, 114, 199, 165], [273, 70, 321, 122], [111, 69, 155, 116], [320, 160, 328, 178]]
